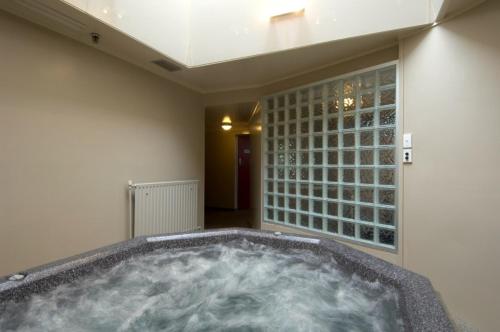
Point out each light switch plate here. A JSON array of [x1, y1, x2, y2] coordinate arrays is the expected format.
[[403, 133, 412, 148]]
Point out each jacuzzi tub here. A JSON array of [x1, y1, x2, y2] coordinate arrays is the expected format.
[[0, 228, 453, 331]]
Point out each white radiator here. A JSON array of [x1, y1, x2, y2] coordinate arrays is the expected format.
[[128, 180, 199, 237]]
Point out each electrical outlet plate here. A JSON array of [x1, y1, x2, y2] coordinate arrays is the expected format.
[[403, 148, 412, 164]]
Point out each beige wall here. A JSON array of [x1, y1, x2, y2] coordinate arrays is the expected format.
[[0, 11, 204, 276], [401, 1, 500, 330]]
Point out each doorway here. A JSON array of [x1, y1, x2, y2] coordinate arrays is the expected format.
[[237, 134, 251, 210]]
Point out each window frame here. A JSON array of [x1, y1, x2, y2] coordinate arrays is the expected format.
[[260, 60, 400, 252]]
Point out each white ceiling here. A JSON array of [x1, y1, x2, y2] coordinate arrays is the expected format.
[[0, 0, 486, 93]]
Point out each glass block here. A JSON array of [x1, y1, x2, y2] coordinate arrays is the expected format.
[[343, 169, 355, 183], [360, 188, 374, 203], [343, 186, 355, 201], [313, 200, 323, 214], [266, 209, 273, 220], [380, 149, 395, 165], [289, 108, 297, 121], [343, 151, 355, 165], [300, 167, 309, 180], [288, 213, 297, 224], [277, 182, 285, 194], [300, 121, 309, 134], [267, 126, 274, 138], [267, 112, 274, 123], [313, 168, 323, 181], [277, 138, 285, 150], [278, 196, 284, 208], [379, 209, 395, 225], [379, 169, 395, 185], [313, 85, 322, 100], [343, 222, 355, 237], [379, 128, 395, 146], [288, 123, 297, 135], [328, 169, 338, 182], [288, 93, 297, 106], [267, 181, 274, 193], [343, 133, 355, 147], [379, 67, 396, 85], [314, 103, 323, 116], [300, 214, 309, 227], [267, 167, 274, 179], [360, 206, 374, 222], [314, 119, 323, 133], [278, 110, 285, 122], [266, 195, 273, 206], [289, 183, 296, 195], [278, 95, 285, 108], [343, 204, 355, 219], [360, 112, 374, 128], [343, 97, 356, 112], [278, 152, 285, 165], [343, 80, 355, 96], [288, 167, 296, 180], [300, 199, 309, 212], [328, 151, 338, 165], [328, 117, 338, 131], [328, 82, 339, 97], [380, 88, 396, 106], [314, 136, 323, 149], [360, 150, 374, 165], [300, 183, 309, 196], [301, 106, 309, 118], [380, 108, 396, 126], [360, 226, 374, 241], [360, 131, 373, 146], [361, 72, 376, 89], [327, 202, 338, 216], [277, 168, 285, 179], [266, 140, 274, 152], [288, 139, 296, 151], [328, 99, 339, 114], [313, 184, 323, 198], [379, 229, 395, 245], [267, 98, 275, 110], [361, 92, 374, 109], [327, 220, 338, 233], [278, 125, 285, 136], [328, 186, 338, 199], [313, 152, 322, 165], [288, 197, 296, 210], [328, 134, 338, 147], [379, 189, 395, 205], [300, 89, 309, 103], [344, 115, 355, 129], [277, 211, 284, 222], [300, 152, 309, 165], [313, 217, 323, 230], [360, 169, 374, 184], [267, 153, 274, 164], [300, 137, 309, 150]]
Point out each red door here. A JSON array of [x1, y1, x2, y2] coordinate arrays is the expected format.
[[237, 135, 251, 209]]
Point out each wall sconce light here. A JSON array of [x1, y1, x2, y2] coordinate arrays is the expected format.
[[221, 116, 232, 131]]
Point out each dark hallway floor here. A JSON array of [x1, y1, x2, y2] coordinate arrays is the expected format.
[[204, 207, 255, 229]]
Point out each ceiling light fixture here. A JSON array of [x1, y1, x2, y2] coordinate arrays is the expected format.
[[268, 0, 306, 20], [221, 116, 232, 131]]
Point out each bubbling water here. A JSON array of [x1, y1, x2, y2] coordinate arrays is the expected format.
[[0, 240, 403, 331]]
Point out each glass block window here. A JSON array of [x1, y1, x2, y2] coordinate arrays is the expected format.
[[262, 64, 398, 249]]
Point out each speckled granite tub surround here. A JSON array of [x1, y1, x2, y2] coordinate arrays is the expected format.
[[0, 228, 453, 332]]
